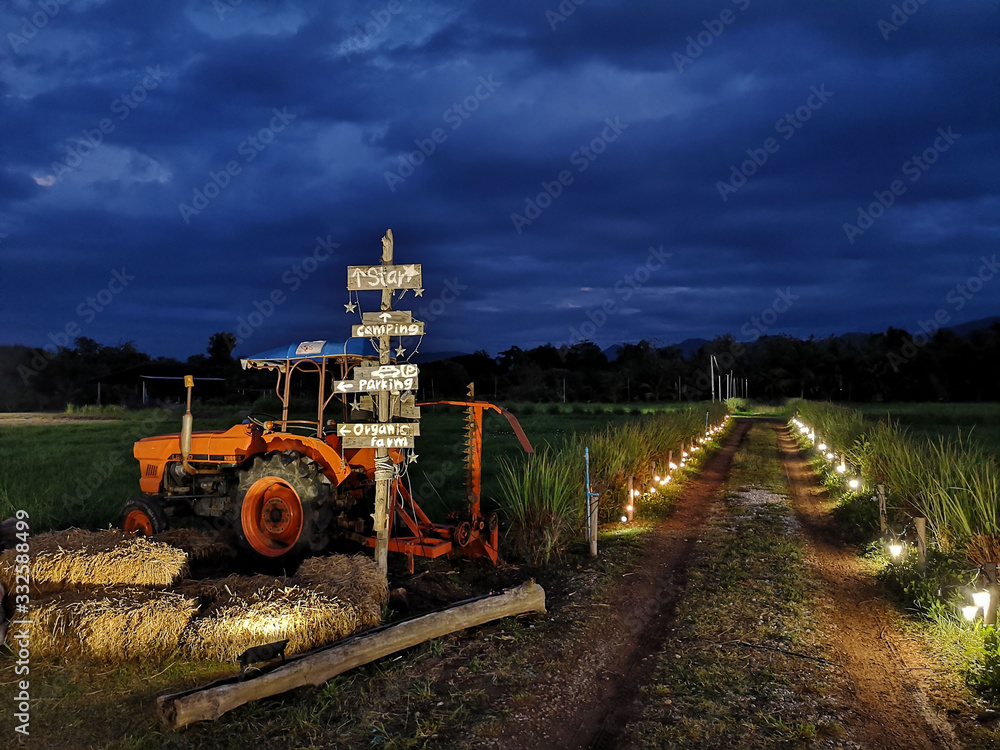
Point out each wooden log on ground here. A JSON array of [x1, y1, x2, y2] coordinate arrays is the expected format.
[[157, 579, 546, 728]]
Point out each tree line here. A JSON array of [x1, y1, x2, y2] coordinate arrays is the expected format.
[[2, 323, 998, 411]]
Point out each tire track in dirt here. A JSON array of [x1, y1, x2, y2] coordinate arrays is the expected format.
[[774, 423, 962, 750], [487, 419, 751, 750]]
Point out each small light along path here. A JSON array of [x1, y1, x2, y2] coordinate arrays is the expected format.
[[774, 422, 963, 750], [490, 418, 753, 750]]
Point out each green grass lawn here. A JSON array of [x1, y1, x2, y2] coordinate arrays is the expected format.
[[0, 403, 696, 533], [850, 402, 1000, 457]]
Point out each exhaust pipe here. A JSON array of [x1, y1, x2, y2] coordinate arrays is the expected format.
[[181, 375, 195, 474]]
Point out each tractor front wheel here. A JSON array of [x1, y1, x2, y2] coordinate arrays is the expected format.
[[119, 497, 168, 537], [234, 451, 331, 561]]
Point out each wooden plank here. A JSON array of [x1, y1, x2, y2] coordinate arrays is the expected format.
[[347, 264, 422, 291], [352, 364, 419, 380], [353, 395, 420, 420], [362, 311, 412, 324], [334, 375, 418, 394], [342, 435, 415, 449], [352, 321, 424, 338], [337, 422, 420, 438], [157, 580, 546, 728]]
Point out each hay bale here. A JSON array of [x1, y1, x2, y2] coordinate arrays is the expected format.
[[179, 581, 364, 662], [152, 528, 237, 563], [295, 554, 388, 627], [29, 588, 198, 660], [178, 557, 388, 662], [0, 529, 187, 591]]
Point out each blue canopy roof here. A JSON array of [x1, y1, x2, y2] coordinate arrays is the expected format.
[[241, 339, 371, 369]]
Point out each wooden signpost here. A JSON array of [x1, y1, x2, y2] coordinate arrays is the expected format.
[[346, 229, 423, 575]]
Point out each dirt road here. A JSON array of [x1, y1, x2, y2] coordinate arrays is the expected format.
[[492, 419, 752, 749], [775, 423, 964, 750]]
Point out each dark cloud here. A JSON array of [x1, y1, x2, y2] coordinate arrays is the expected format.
[[1, 0, 998, 360]]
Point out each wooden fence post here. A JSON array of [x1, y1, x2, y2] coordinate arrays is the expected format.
[[877, 484, 887, 534], [626, 475, 634, 522], [985, 563, 999, 627], [915, 517, 927, 574]]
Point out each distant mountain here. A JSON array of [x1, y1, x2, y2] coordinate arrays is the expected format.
[[602, 344, 622, 361], [944, 315, 1000, 337], [675, 337, 711, 357]]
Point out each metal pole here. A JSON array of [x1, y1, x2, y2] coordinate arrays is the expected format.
[[878, 484, 887, 534], [710, 356, 715, 402]]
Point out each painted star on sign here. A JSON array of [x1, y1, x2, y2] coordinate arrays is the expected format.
[[402, 264, 418, 279]]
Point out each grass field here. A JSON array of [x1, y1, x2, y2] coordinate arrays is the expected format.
[[0, 402, 706, 533], [850, 402, 1000, 457]]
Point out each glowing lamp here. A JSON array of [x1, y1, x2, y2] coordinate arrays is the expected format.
[[826, 452, 835, 460], [818, 443, 827, 451], [669, 462, 678, 470], [888, 543, 903, 558], [800, 426, 809, 434], [626, 505, 633, 512], [848, 479, 860, 490], [649, 487, 657, 494], [682, 451, 688, 457], [963, 605, 979, 621], [621, 515, 628, 523], [973, 590, 991, 611], [836, 464, 846, 474], [654, 475, 661, 482]]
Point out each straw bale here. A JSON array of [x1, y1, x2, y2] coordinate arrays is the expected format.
[[295, 554, 388, 627], [0, 528, 188, 591], [178, 581, 364, 662], [152, 528, 237, 562], [29, 588, 198, 660]]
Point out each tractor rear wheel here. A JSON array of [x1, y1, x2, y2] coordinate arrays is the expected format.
[[234, 451, 332, 561], [119, 497, 168, 537]]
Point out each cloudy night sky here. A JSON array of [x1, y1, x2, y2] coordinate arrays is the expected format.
[[1, 0, 998, 361]]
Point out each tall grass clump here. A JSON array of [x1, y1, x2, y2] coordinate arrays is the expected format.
[[495, 448, 584, 565]]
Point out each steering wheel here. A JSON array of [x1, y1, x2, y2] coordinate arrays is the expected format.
[[244, 412, 277, 430]]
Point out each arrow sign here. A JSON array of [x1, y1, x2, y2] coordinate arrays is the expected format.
[[352, 364, 419, 380], [341, 435, 415, 450], [337, 422, 420, 438], [352, 321, 424, 338], [347, 264, 422, 291], [362, 311, 412, 324], [334, 375, 418, 393]]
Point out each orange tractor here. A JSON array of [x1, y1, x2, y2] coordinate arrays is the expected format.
[[119, 340, 532, 567]]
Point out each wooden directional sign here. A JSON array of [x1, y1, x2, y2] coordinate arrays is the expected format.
[[337, 422, 420, 438], [341, 434, 415, 449], [352, 364, 418, 380], [352, 320, 424, 338], [353, 394, 421, 420], [347, 264, 422, 291], [362, 311, 411, 324], [334, 374, 418, 394]]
